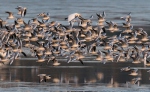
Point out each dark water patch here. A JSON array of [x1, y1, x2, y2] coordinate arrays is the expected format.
[[0, 59, 147, 85]]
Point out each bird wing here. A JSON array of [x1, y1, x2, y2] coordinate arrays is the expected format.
[[79, 59, 84, 65], [16, 6, 23, 10], [24, 9, 27, 17], [96, 13, 100, 17], [9, 59, 14, 65], [102, 11, 106, 18], [68, 13, 77, 22], [5, 11, 13, 16], [21, 52, 27, 57]]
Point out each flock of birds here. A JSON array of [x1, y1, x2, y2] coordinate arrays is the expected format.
[[0, 6, 150, 85]]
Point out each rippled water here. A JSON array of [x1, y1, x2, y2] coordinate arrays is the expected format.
[[1, 0, 150, 91], [0, 0, 150, 25]]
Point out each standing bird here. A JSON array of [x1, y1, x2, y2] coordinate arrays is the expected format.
[[65, 13, 81, 27], [15, 6, 27, 17]]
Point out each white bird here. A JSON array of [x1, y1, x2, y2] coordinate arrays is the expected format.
[[67, 13, 81, 22], [65, 13, 81, 27]]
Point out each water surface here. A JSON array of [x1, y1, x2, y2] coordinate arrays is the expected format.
[[0, 0, 150, 25]]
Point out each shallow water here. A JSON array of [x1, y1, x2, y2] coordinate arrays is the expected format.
[[1, 82, 150, 92], [0, 59, 150, 91]]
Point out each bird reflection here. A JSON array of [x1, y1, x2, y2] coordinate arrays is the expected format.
[[96, 72, 104, 80], [107, 77, 119, 88]]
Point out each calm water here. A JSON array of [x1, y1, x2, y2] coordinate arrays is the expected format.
[[1, 0, 150, 91], [0, 60, 150, 91]]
